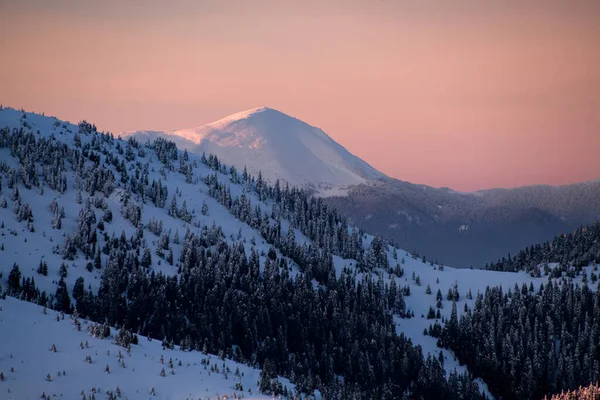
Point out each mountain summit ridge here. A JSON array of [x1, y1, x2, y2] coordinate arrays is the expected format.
[[204, 106, 281, 128]]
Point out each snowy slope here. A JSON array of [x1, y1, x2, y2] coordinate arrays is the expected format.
[[124, 107, 385, 195], [0, 108, 295, 296], [0, 296, 290, 400], [2, 106, 594, 399]]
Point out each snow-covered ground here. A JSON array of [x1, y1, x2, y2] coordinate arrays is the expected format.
[[0, 296, 291, 400]]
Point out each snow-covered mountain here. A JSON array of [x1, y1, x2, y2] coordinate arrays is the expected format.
[[0, 106, 491, 398], [125, 107, 385, 195], [1, 105, 597, 400], [122, 107, 600, 268]]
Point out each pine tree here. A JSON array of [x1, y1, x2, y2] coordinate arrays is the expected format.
[[7, 263, 21, 294], [141, 248, 152, 268], [59, 263, 68, 279], [94, 249, 102, 269], [168, 195, 178, 217]]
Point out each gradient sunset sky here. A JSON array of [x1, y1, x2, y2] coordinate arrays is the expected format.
[[1, 0, 599, 191]]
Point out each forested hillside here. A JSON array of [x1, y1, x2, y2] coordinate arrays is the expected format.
[[429, 223, 600, 399], [2, 106, 599, 400], [486, 222, 600, 276], [0, 107, 486, 399], [432, 280, 600, 400]]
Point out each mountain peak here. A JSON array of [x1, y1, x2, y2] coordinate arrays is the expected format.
[[205, 106, 298, 130], [126, 107, 386, 194], [208, 106, 287, 122]]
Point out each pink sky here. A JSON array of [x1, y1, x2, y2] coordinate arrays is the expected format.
[[1, 0, 599, 191]]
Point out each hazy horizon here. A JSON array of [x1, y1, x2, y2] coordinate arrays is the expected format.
[[1, 0, 598, 191]]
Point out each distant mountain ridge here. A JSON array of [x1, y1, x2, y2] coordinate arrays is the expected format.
[[324, 179, 600, 267]]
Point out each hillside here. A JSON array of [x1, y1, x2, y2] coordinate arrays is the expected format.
[[486, 222, 600, 275], [125, 107, 385, 195], [0, 296, 281, 400], [0, 106, 489, 399], [1, 105, 599, 400], [427, 220, 600, 400]]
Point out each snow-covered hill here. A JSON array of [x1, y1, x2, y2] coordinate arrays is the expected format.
[[125, 107, 385, 195], [1, 105, 595, 399]]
